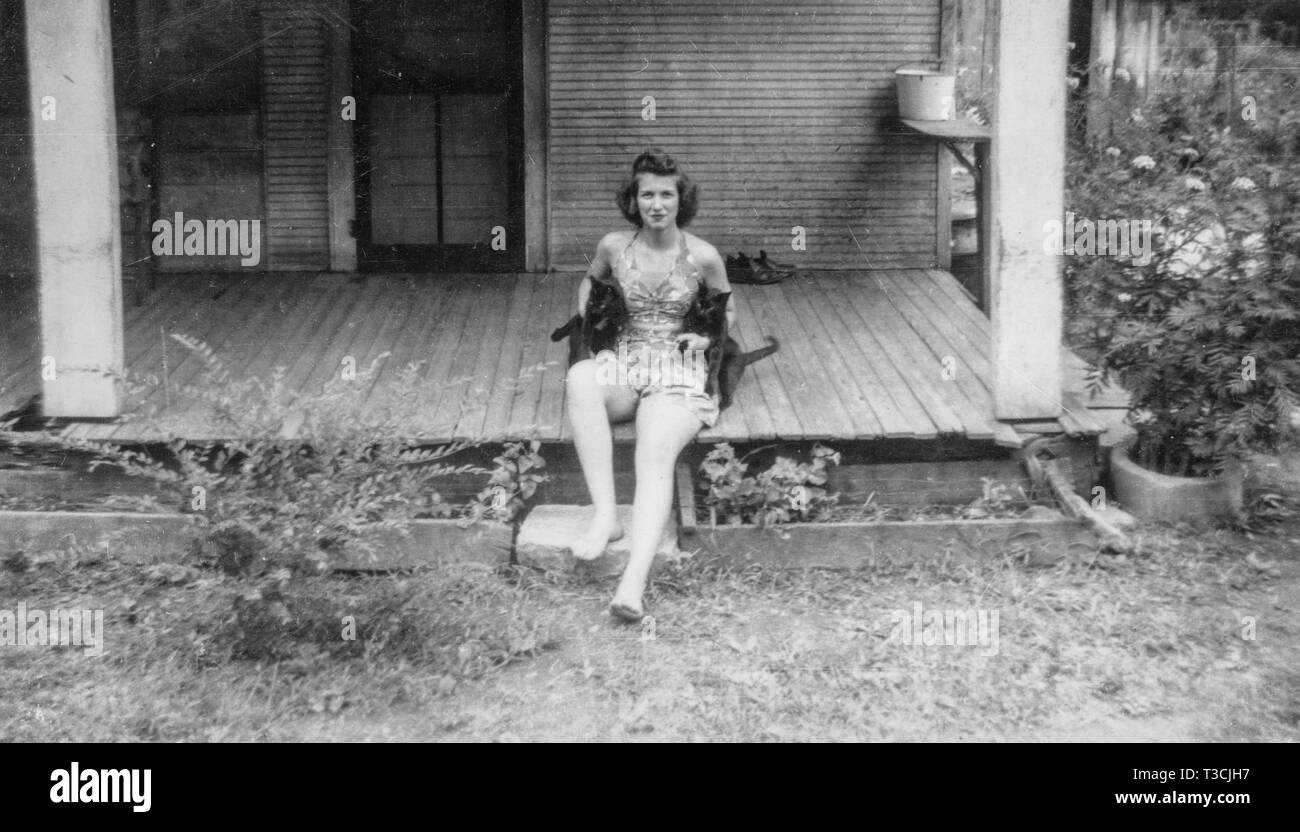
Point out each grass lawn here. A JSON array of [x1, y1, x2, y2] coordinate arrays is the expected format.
[[3, 518, 1298, 742]]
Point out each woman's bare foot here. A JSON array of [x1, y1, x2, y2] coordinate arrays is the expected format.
[[570, 513, 624, 561], [608, 596, 644, 623]]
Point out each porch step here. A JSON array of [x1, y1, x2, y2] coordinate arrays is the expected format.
[[516, 504, 683, 576]]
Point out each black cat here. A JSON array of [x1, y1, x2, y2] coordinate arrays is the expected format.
[[551, 278, 778, 410], [681, 288, 779, 409], [551, 275, 625, 366]]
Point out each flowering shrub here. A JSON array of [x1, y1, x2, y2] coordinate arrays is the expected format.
[[1066, 75, 1300, 476]]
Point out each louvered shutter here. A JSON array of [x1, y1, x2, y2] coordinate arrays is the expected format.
[[261, 1, 332, 270]]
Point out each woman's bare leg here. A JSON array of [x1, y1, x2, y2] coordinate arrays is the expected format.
[[567, 358, 637, 560], [609, 396, 702, 620]]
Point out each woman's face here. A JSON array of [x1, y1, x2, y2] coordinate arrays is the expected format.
[[635, 173, 679, 230]]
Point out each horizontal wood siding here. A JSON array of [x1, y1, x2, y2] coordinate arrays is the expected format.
[[548, 0, 942, 270], [261, 1, 332, 270]]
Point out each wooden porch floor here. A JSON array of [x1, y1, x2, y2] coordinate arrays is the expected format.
[[0, 270, 1115, 444]]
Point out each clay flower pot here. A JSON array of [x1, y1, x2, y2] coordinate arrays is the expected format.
[[1109, 438, 1244, 523]]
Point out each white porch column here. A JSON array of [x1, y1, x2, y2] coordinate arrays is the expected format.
[[986, 0, 1067, 420], [24, 0, 123, 417]]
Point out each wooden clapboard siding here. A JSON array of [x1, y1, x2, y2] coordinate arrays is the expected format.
[[10, 269, 1116, 445], [547, 0, 943, 271], [261, 1, 332, 270]]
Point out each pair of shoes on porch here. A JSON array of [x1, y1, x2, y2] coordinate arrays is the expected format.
[[725, 251, 796, 284]]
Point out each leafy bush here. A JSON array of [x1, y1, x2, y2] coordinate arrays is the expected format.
[[1067, 72, 1300, 476], [697, 443, 840, 526]]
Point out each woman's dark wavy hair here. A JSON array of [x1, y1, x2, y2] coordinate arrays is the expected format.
[[615, 149, 700, 227]]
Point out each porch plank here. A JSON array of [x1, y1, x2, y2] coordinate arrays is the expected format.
[[437, 278, 515, 441], [730, 288, 805, 438], [898, 269, 991, 367], [338, 279, 426, 403], [475, 275, 540, 440], [271, 278, 369, 411], [879, 270, 997, 431], [117, 278, 216, 372], [451, 276, 522, 440], [800, 274, 937, 440], [750, 282, 856, 438], [531, 275, 575, 440], [780, 275, 885, 438], [837, 273, 967, 435], [784, 273, 903, 439], [883, 270, 993, 426], [112, 277, 282, 440], [296, 279, 396, 404], [505, 273, 566, 439], [410, 277, 481, 439], [349, 278, 423, 394], [924, 268, 989, 333], [1059, 391, 1107, 436], [358, 278, 453, 403], [854, 272, 981, 436], [76, 278, 247, 440]]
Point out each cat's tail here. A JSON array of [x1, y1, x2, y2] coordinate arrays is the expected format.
[[736, 335, 779, 367], [551, 314, 581, 342]]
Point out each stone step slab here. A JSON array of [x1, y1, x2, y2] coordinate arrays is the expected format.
[[516, 504, 684, 577]]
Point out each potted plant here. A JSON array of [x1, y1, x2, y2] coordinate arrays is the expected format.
[[1066, 79, 1300, 521]]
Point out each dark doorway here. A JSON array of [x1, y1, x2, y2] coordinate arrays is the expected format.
[[351, 0, 524, 272]]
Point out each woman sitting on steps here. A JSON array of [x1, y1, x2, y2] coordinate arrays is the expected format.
[[565, 149, 735, 623]]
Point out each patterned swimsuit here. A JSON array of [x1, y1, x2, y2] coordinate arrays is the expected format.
[[597, 230, 720, 427]]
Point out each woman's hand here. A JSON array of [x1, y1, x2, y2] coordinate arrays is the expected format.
[[676, 333, 712, 352]]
